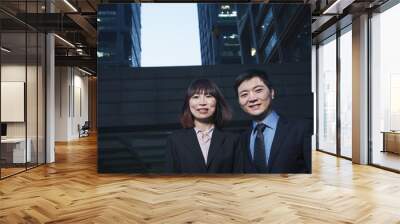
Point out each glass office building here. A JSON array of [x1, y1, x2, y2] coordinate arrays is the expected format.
[[198, 4, 311, 66], [197, 3, 241, 65], [98, 4, 141, 67], [236, 4, 311, 64]]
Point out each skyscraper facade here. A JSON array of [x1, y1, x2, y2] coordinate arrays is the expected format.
[[98, 4, 141, 67], [236, 4, 311, 64], [198, 3, 310, 65], [197, 3, 241, 65]]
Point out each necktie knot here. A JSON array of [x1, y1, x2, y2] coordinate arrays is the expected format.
[[255, 123, 267, 134]]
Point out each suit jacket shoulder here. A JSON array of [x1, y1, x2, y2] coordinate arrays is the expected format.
[[284, 117, 312, 134], [168, 129, 190, 140]]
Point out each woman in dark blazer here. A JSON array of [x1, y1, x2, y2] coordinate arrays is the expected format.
[[165, 79, 242, 173]]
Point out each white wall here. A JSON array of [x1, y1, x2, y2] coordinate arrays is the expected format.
[[55, 66, 69, 141], [1, 63, 46, 164], [1, 65, 39, 138], [55, 67, 89, 141]]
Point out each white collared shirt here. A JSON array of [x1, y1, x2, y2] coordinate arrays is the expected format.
[[194, 126, 215, 164]]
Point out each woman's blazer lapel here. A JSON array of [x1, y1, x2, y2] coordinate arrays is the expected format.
[[206, 128, 225, 169], [183, 128, 207, 170]]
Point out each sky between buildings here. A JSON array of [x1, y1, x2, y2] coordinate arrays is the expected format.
[[141, 3, 202, 67]]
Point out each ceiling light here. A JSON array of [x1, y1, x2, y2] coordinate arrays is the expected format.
[[63, 0, 78, 12], [54, 34, 75, 48], [1, 47, 11, 53]]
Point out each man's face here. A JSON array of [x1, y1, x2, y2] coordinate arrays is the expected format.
[[237, 77, 275, 118]]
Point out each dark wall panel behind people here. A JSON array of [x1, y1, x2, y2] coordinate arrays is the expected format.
[[98, 64, 312, 173]]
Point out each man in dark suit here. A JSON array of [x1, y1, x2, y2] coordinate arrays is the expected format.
[[234, 69, 311, 173]]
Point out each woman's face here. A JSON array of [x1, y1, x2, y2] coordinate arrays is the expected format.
[[189, 91, 217, 122]]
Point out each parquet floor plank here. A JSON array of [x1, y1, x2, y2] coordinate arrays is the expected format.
[[1, 135, 400, 223]]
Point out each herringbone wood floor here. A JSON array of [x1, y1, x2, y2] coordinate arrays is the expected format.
[[1, 135, 400, 224]]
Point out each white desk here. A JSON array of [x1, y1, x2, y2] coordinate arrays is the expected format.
[[1, 138, 31, 163]]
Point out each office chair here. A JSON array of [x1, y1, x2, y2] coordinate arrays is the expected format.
[[79, 121, 90, 138]]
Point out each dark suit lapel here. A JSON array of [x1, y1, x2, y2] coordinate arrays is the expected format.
[[206, 128, 224, 169], [183, 129, 207, 168], [240, 128, 256, 172], [267, 117, 289, 172], [244, 129, 253, 164]]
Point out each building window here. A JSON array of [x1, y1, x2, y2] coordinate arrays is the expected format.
[[339, 27, 352, 158], [218, 4, 237, 18], [317, 35, 337, 154], [260, 10, 273, 37], [370, 3, 400, 171], [263, 32, 278, 61]]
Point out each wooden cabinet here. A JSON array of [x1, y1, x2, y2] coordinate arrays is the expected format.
[[382, 132, 400, 154]]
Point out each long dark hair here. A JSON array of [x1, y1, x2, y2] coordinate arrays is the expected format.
[[180, 79, 232, 129]]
